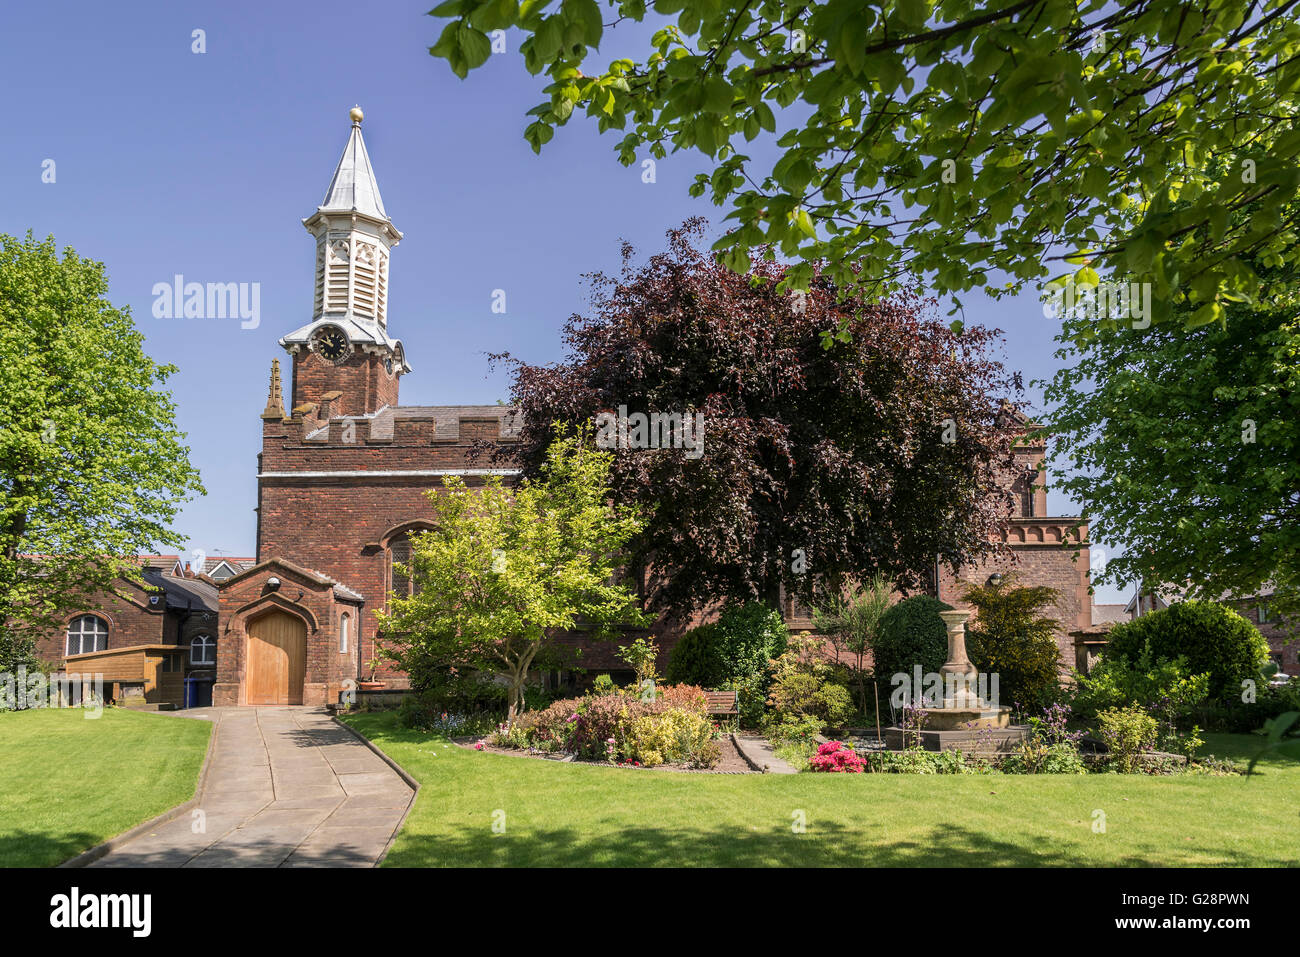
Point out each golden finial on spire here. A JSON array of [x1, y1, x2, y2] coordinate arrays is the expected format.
[[350, 105, 364, 125], [262, 358, 286, 420]]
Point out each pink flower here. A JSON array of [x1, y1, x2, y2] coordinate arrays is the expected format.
[[473, 741, 485, 751]]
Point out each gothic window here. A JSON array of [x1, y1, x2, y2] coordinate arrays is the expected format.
[[389, 538, 412, 599], [353, 242, 377, 318], [66, 615, 108, 656], [325, 238, 350, 312], [340, 613, 350, 654], [376, 250, 388, 324], [313, 242, 326, 315], [190, 634, 216, 666]]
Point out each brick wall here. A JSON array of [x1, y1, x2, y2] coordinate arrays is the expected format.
[[34, 581, 172, 667], [291, 348, 399, 418], [214, 559, 361, 707], [251, 387, 1091, 690]]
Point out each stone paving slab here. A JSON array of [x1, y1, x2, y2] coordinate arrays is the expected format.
[[732, 734, 799, 774], [88, 706, 413, 868]]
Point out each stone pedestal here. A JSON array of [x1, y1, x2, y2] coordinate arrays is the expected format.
[[885, 608, 1028, 751]]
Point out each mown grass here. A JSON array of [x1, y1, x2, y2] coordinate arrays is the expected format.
[[0, 708, 211, 867], [343, 712, 1299, 867]]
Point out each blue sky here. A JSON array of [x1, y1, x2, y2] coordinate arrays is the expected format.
[[1, 0, 1127, 602]]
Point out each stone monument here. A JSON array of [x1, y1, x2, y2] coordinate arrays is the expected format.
[[884, 609, 1029, 752]]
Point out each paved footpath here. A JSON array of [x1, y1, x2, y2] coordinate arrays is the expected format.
[[90, 707, 413, 868]]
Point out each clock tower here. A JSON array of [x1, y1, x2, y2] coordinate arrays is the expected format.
[[279, 107, 409, 418]]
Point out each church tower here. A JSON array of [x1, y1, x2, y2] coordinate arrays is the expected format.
[[279, 107, 409, 418]]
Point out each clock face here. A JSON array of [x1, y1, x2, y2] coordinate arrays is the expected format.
[[312, 326, 349, 364]]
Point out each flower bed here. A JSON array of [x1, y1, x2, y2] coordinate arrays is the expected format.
[[482, 684, 727, 770]]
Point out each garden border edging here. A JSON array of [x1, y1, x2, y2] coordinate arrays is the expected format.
[[58, 713, 221, 868], [331, 715, 419, 865]]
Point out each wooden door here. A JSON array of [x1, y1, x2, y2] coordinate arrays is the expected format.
[[246, 611, 307, 705]]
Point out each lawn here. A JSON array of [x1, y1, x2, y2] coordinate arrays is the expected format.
[[0, 708, 212, 867], [343, 712, 1299, 867]]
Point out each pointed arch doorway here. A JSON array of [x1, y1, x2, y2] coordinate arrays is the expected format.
[[246, 610, 307, 705]]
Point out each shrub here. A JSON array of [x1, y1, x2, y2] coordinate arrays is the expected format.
[[767, 635, 855, 729], [488, 721, 530, 749], [568, 694, 654, 759], [873, 596, 953, 685], [690, 738, 723, 769], [1102, 600, 1270, 700], [665, 601, 789, 726], [515, 697, 584, 749], [664, 623, 724, 687], [1075, 652, 1209, 716], [1097, 704, 1158, 772], [809, 740, 866, 773], [411, 666, 508, 716], [591, 673, 617, 696], [766, 712, 825, 744], [865, 749, 980, 774], [652, 683, 708, 713], [1204, 679, 1300, 733], [962, 574, 1063, 709], [491, 685, 719, 764], [627, 708, 716, 767], [1074, 649, 1209, 756]]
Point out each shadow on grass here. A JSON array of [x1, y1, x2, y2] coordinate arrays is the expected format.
[[0, 829, 102, 869], [384, 818, 1295, 868]]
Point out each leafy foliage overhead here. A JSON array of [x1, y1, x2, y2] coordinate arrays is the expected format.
[[428, 0, 1300, 326], [489, 221, 1026, 613]]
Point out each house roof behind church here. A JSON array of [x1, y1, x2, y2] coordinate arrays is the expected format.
[[142, 567, 219, 613], [1091, 603, 1128, 626]]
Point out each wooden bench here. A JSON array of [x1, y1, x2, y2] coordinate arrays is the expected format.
[[705, 690, 739, 720]]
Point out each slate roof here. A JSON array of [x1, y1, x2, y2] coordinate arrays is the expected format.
[[142, 567, 219, 613], [319, 119, 388, 222]]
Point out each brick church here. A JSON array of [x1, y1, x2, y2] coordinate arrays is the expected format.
[[209, 107, 527, 707], [35, 109, 1097, 708]]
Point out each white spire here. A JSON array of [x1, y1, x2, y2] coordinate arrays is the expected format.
[[319, 107, 389, 221], [283, 107, 409, 373]]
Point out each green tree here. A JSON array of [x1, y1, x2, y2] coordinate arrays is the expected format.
[[379, 429, 648, 721], [427, 0, 1300, 325], [812, 572, 892, 711], [1102, 600, 1270, 700], [962, 573, 1063, 708], [1043, 259, 1300, 628], [494, 222, 1025, 614], [0, 233, 204, 663], [663, 601, 788, 725], [873, 594, 952, 684]]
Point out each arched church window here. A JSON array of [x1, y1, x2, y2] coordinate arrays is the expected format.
[[389, 537, 412, 598], [66, 615, 108, 656], [190, 634, 216, 666]]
